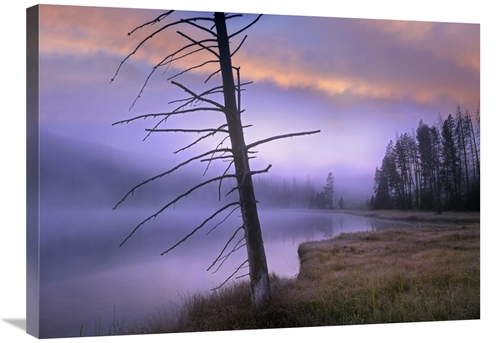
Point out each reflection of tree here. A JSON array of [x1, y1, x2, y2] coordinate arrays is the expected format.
[[258, 211, 334, 243], [367, 218, 417, 232], [312, 216, 334, 238], [338, 215, 344, 229]]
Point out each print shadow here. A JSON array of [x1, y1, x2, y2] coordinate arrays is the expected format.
[[3, 318, 26, 332]]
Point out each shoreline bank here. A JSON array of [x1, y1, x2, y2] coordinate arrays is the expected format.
[[324, 208, 480, 224]]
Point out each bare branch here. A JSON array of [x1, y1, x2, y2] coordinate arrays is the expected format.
[[228, 14, 263, 39], [160, 202, 240, 255], [205, 69, 221, 83], [235, 273, 250, 280], [160, 44, 216, 69], [224, 164, 272, 198], [179, 84, 225, 101], [207, 226, 244, 272], [171, 81, 230, 113], [146, 127, 229, 134], [119, 173, 238, 247], [179, 17, 218, 37], [234, 66, 252, 117], [236, 67, 242, 115], [112, 148, 232, 210], [200, 150, 234, 171], [174, 134, 227, 155], [138, 84, 229, 141], [206, 204, 240, 235], [111, 19, 194, 84], [250, 164, 273, 176], [127, 10, 174, 36], [200, 155, 233, 163], [166, 59, 219, 81], [127, 41, 219, 111], [202, 134, 234, 176], [111, 12, 219, 84], [211, 260, 249, 291], [211, 235, 247, 274], [176, 31, 219, 59], [218, 160, 235, 200], [231, 35, 248, 57], [225, 186, 239, 198], [224, 14, 243, 20], [114, 16, 219, 110], [246, 130, 321, 150], [173, 125, 230, 155], [112, 107, 224, 126], [124, 83, 227, 141]]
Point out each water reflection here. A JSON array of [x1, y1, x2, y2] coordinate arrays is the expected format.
[[39, 208, 419, 338], [259, 210, 417, 243], [259, 210, 421, 281]]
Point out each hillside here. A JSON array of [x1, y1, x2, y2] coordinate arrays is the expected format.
[[38, 132, 202, 209]]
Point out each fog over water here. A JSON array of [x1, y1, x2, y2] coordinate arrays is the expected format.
[[40, 206, 416, 338], [38, 132, 416, 338]]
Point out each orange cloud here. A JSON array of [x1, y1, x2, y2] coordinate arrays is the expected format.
[[39, 5, 215, 74], [230, 16, 479, 107], [38, 6, 479, 108], [366, 19, 480, 72], [236, 51, 475, 107]]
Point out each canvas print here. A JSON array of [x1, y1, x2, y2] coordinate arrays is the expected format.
[[26, 4, 480, 339]]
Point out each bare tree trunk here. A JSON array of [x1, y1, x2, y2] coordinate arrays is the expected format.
[[470, 108, 480, 179], [214, 12, 271, 307], [112, 11, 321, 307], [456, 108, 470, 198]]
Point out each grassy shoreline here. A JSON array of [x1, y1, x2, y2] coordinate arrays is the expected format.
[[336, 208, 480, 223], [309, 207, 481, 224], [100, 209, 480, 335]]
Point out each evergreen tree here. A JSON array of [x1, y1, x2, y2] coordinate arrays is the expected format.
[[372, 106, 479, 212], [441, 114, 462, 210], [324, 172, 335, 209], [338, 196, 345, 209]]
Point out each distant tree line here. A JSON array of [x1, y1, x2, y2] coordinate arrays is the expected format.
[[253, 175, 316, 208], [370, 104, 480, 212], [254, 172, 344, 210]]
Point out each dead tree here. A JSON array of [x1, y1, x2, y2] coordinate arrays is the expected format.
[[111, 10, 320, 308]]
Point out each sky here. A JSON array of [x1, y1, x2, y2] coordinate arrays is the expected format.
[[33, 2, 480, 195], [2, 1, 499, 342]]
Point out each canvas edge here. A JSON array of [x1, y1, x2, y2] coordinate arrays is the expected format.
[[26, 4, 40, 339]]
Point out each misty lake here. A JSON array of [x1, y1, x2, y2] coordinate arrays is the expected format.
[[39, 207, 420, 338]]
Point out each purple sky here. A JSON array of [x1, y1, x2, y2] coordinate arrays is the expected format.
[[36, 3, 479, 191]]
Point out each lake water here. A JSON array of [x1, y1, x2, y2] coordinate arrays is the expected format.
[[38, 207, 418, 338]]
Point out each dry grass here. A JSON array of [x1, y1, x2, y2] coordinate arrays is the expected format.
[[108, 223, 480, 335], [293, 225, 480, 324], [168, 224, 480, 332]]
